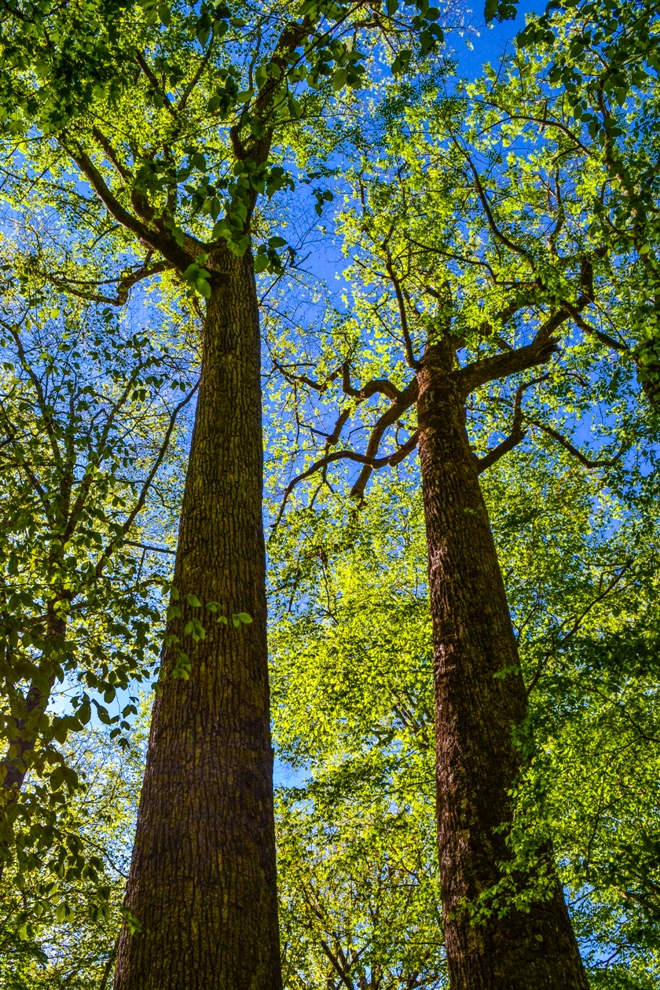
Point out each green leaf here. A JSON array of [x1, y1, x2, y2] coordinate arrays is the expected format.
[[332, 68, 348, 91], [232, 612, 253, 627], [50, 766, 66, 791]]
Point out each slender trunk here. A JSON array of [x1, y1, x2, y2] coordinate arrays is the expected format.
[[0, 608, 66, 881], [114, 252, 281, 990], [416, 345, 588, 990], [1, 607, 66, 794], [1, 681, 51, 794]]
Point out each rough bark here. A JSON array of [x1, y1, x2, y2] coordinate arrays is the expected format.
[[416, 343, 589, 990], [114, 252, 281, 990]]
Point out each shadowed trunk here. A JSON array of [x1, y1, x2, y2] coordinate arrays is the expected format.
[[416, 343, 589, 990], [1, 605, 66, 794], [114, 251, 281, 990]]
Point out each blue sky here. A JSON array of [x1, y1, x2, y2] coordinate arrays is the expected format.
[[450, 0, 545, 77]]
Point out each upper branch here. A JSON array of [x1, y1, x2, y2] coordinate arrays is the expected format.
[[350, 378, 419, 499], [273, 429, 419, 528], [93, 379, 200, 576], [341, 362, 401, 401], [527, 419, 625, 469], [457, 309, 567, 397], [66, 145, 200, 274], [458, 144, 532, 261], [475, 377, 543, 474], [384, 256, 422, 370], [46, 258, 168, 307]]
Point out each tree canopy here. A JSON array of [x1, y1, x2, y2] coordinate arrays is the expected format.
[[0, 0, 659, 988]]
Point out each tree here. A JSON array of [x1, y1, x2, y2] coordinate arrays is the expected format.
[[0, 2, 451, 985], [0, 232, 194, 916], [1, 691, 153, 990], [270, 39, 657, 986], [267, 433, 660, 988]]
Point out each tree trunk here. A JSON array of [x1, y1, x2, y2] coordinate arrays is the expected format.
[[416, 344, 589, 990], [114, 252, 281, 990]]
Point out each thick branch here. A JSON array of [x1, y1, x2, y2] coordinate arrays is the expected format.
[[458, 312, 566, 397], [92, 128, 133, 182], [341, 362, 401, 401], [476, 411, 525, 474], [67, 146, 197, 274]]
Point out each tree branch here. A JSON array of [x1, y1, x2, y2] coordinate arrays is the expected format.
[[135, 51, 177, 119], [341, 362, 401, 401], [384, 256, 421, 369], [273, 430, 418, 528], [527, 419, 625, 469], [45, 259, 168, 307], [475, 376, 548, 474], [92, 128, 133, 182], [66, 145, 197, 274], [93, 380, 200, 575], [350, 378, 419, 499], [458, 309, 567, 397]]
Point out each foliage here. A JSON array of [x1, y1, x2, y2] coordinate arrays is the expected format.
[[0, 0, 659, 985], [0, 248, 195, 913], [0, 703, 149, 990], [266, 442, 660, 986], [262, 36, 660, 985]]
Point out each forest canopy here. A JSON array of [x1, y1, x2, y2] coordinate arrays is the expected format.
[[0, 0, 659, 988]]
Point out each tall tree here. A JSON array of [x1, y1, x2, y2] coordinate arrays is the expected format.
[[272, 42, 656, 987], [0, 3, 448, 986]]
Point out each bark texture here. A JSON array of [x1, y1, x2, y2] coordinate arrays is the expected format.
[[416, 344, 589, 990], [114, 252, 281, 990]]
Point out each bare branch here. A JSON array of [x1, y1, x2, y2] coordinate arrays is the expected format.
[[527, 419, 625, 469], [350, 379, 419, 499], [46, 259, 168, 307], [273, 430, 418, 529], [476, 376, 550, 473], [272, 358, 342, 393], [341, 362, 401, 401], [124, 540, 176, 555], [384, 256, 421, 370], [93, 380, 200, 575]]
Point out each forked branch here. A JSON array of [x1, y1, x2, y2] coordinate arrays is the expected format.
[[475, 375, 549, 474], [273, 430, 419, 528]]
